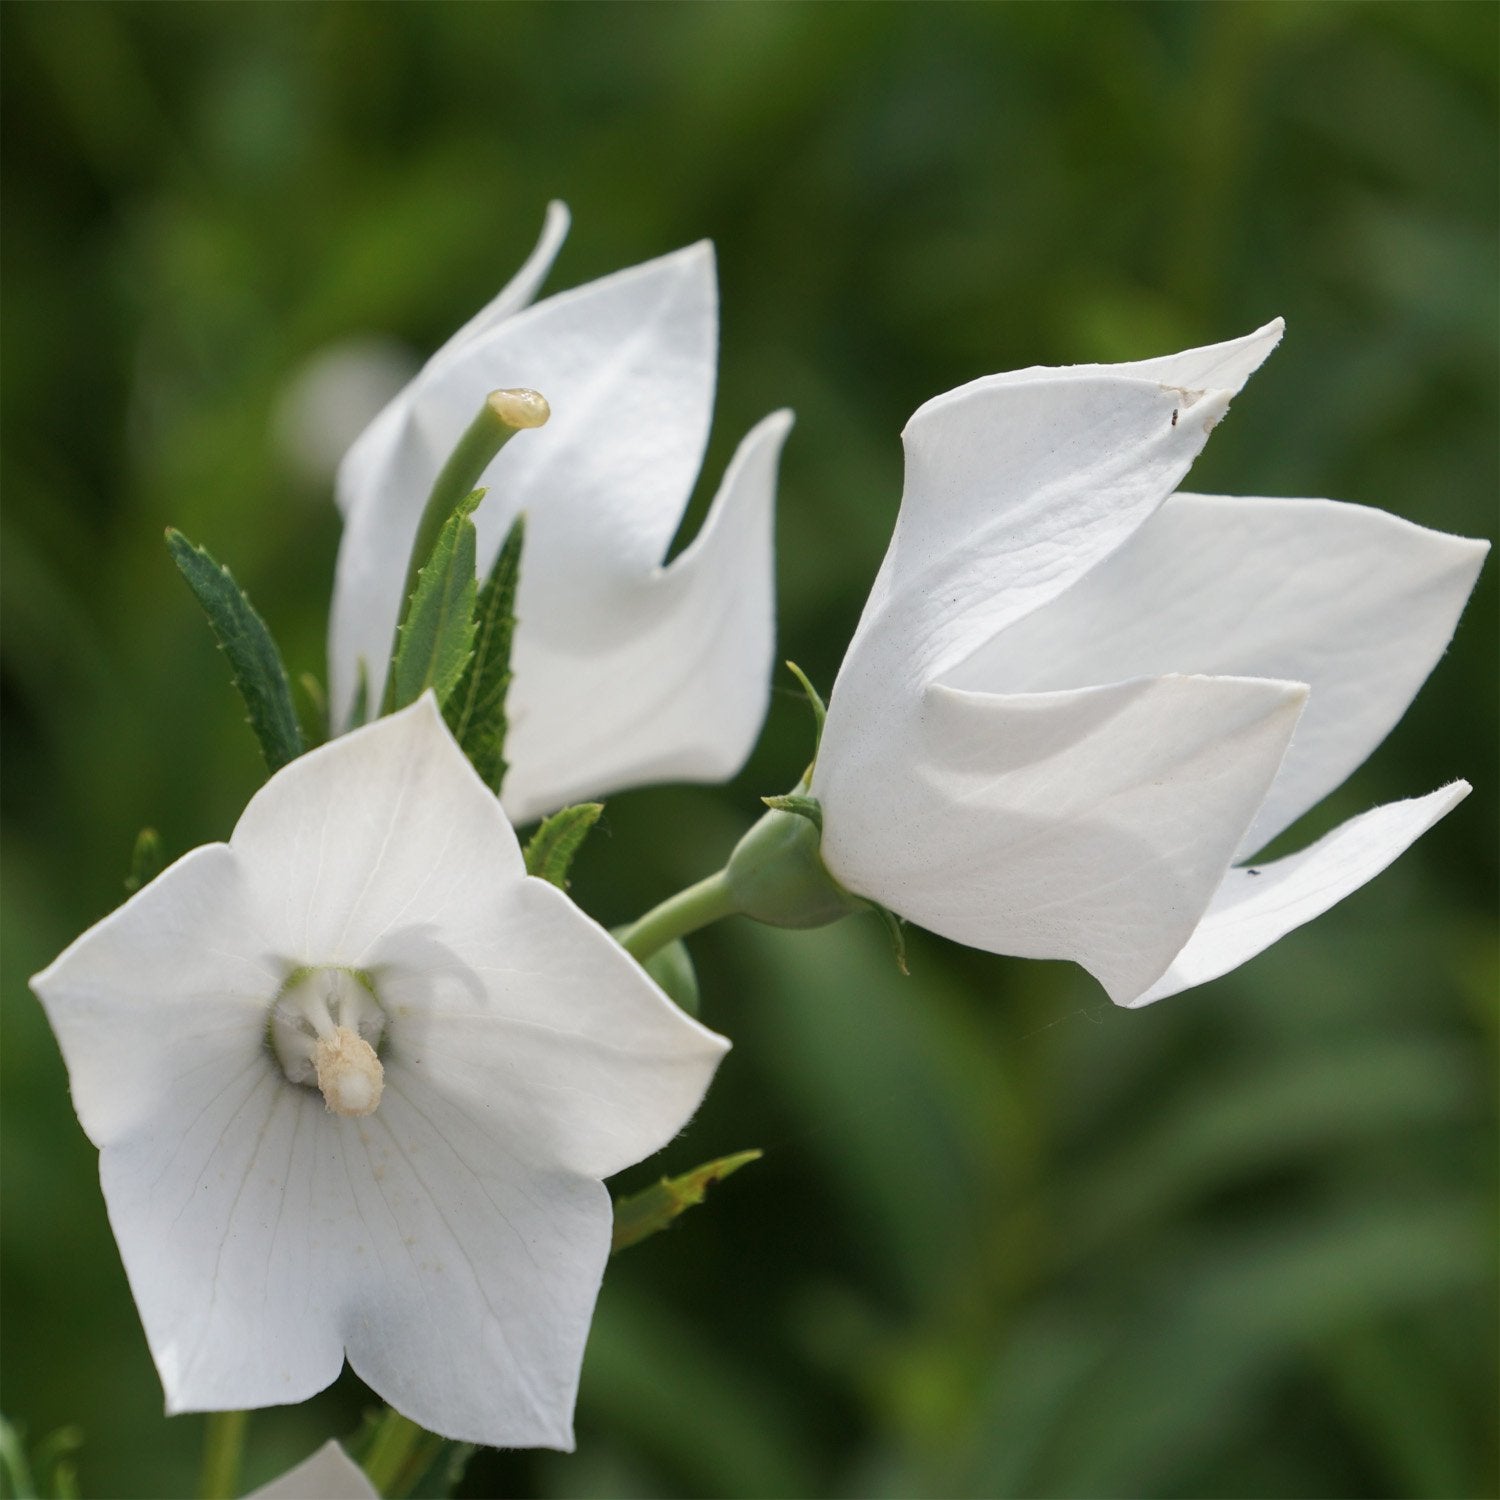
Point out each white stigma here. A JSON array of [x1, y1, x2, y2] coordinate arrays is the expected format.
[[487, 387, 551, 430], [271, 967, 387, 1116]]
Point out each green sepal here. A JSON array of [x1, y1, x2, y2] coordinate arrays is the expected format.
[[389, 490, 482, 713], [524, 802, 604, 888], [165, 529, 305, 773], [761, 792, 823, 831], [865, 899, 910, 976], [124, 828, 163, 895], [784, 660, 827, 748], [642, 938, 700, 1015], [444, 514, 523, 794], [611, 1150, 762, 1253]]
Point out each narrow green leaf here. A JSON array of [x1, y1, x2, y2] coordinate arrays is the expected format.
[[611, 1150, 763, 1253], [390, 491, 481, 712], [524, 802, 604, 888], [344, 660, 369, 735], [444, 514, 523, 793], [165, 529, 304, 773], [124, 828, 163, 894]]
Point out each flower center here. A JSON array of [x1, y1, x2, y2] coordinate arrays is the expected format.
[[270, 967, 387, 1117]]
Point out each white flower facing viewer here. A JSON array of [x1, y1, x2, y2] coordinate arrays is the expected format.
[[330, 201, 794, 823], [30, 696, 728, 1449], [807, 322, 1488, 1006]]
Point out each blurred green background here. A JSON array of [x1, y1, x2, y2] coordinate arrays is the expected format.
[[2, 3, 1495, 1496]]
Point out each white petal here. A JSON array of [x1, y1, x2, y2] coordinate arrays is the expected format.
[[333, 201, 571, 522], [837, 322, 1281, 697], [229, 696, 525, 967], [1133, 783, 1471, 1005], [502, 409, 792, 821], [247, 1441, 377, 1500], [815, 672, 1308, 1005], [948, 494, 1489, 859], [339, 1074, 609, 1448], [431, 199, 572, 363], [29, 844, 277, 1146], [329, 241, 718, 730], [374, 877, 730, 1181]]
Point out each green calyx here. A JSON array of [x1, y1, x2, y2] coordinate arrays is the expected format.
[[722, 796, 863, 930]]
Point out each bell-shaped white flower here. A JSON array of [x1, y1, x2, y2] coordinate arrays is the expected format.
[[246, 1440, 376, 1500], [30, 697, 728, 1449], [330, 201, 794, 823], [811, 322, 1488, 1006]]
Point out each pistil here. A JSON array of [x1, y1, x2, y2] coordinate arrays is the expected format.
[[271, 967, 387, 1116]]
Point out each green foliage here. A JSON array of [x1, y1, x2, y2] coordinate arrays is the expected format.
[[165, 529, 304, 773], [389, 491, 481, 712], [523, 802, 603, 889], [444, 514, 523, 794], [642, 938, 701, 1016], [611, 1151, 763, 1254], [3, 5, 1495, 1498]]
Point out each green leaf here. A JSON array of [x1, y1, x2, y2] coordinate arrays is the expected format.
[[165, 529, 304, 773], [612, 1150, 762, 1253], [295, 671, 328, 747], [524, 802, 604, 888], [443, 514, 523, 793], [124, 828, 163, 895], [389, 490, 482, 712]]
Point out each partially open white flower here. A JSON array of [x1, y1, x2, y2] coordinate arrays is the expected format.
[[30, 696, 727, 1448], [246, 1440, 376, 1500], [330, 201, 794, 823], [811, 322, 1488, 1006]]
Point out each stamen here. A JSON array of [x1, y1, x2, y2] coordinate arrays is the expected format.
[[271, 967, 387, 1113], [314, 1027, 384, 1117]]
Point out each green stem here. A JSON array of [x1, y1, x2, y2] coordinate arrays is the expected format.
[[400, 389, 548, 615], [616, 871, 740, 963], [362, 1409, 427, 1497], [198, 1411, 248, 1500]]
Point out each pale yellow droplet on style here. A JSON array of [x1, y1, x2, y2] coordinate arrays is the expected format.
[[488, 388, 551, 430]]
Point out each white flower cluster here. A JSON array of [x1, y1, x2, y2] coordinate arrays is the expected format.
[[31, 202, 1486, 1461]]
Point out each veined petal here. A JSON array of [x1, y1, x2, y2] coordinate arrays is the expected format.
[[230, 696, 525, 967], [1133, 783, 1471, 1005], [948, 494, 1489, 859], [373, 878, 730, 1181], [815, 672, 1308, 1004], [330, 241, 718, 727], [838, 322, 1282, 697], [502, 409, 792, 822], [29, 845, 276, 1146], [247, 1441, 377, 1500], [339, 1078, 610, 1449]]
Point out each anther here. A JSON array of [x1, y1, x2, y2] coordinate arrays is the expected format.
[[487, 388, 551, 430]]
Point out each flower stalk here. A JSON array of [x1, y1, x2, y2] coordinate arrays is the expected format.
[[198, 1410, 248, 1500]]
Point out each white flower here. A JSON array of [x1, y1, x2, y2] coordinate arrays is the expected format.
[[810, 322, 1488, 1006], [330, 201, 794, 823], [246, 1440, 376, 1500], [30, 697, 727, 1448]]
